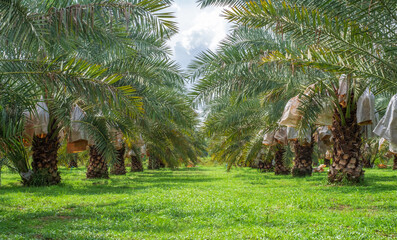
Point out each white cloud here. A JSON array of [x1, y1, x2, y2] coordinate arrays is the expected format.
[[168, 1, 230, 67]]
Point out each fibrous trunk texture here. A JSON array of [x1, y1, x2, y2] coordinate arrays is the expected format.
[[131, 156, 143, 172], [292, 140, 314, 177], [159, 159, 166, 168], [31, 128, 61, 186], [328, 105, 364, 183], [111, 147, 126, 175], [259, 160, 274, 172], [251, 160, 259, 169], [68, 154, 78, 168], [362, 156, 372, 168], [274, 144, 289, 175], [86, 146, 109, 179], [393, 156, 397, 170], [148, 156, 162, 170], [324, 158, 331, 167]]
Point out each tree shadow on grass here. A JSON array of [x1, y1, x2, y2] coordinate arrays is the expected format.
[[0, 171, 222, 198]]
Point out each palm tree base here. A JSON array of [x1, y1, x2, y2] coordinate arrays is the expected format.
[[69, 159, 78, 168], [259, 160, 273, 172], [111, 148, 126, 175], [393, 156, 397, 170], [86, 146, 109, 179], [362, 157, 372, 168], [328, 107, 364, 183], [324, 158, 331, 167], [68, 154, 78, 168], [274, 144, 290, 175], [148, 156, 162, 170], [291, 141, 313, 177], [30, 133, 61, 186], [131, 156, 143, 172]]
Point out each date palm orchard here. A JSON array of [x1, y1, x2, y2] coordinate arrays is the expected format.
[[0, 0, 396, 186]]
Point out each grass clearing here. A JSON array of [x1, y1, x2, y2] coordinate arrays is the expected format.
[[0, 167, 397, 239]]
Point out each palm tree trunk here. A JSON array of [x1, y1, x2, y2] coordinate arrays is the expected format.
[[291, 140, 314, 177], [260, 149, 274, 172], [274, 144, 289, 175], [328, 104, 364, 183], [362, 156, 372, 168], [393, 155, 397, 170], [86, 146, 109, 179], [31, 124, 61, 186], [110, 147, 126, 175], [68, 154, 78, 168], [261, 160, 274, 172], [131, 155, 143, 172], [251, 160, 259, 169], [148, 156, 161, 170], [324, 158, 331, 167], [159, 159, 166, 168]]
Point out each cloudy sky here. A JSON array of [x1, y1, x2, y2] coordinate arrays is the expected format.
[[168, 0, 230, 69]]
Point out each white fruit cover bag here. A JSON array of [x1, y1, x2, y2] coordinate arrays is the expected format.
[[274, 127, 288, 145], [357, 88, 375, 126], [287, 127, 298, 141], [24, 101, 50, 139], [318, 126, 332, 143], [69, 105, 89, 142], [287, 127, 311, 144], [279, 96, 302, 127], [315, 101, 334, 126], [262, 131, 276, 146], [373, 94, 397, 144], [67, 105, 89, 153]]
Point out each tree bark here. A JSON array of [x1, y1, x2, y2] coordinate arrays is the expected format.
[[110, 147, 126, 175], [324, 158, 331, 167], [260, 160, 274, 172], [274, 144, 290, 175], [148, 156, 162, 170], [259, 149, 274, 172], [291, 140, 314, 177], [86, 146, 109, 179], [328, 104, 364, 183], [251, 160, 259, 169], [393, 155, 397, 170], [30, 126, 61, 186], [131, 155, 143, 172], [362, 156, 372, 168], [68, 154, 78, 168]]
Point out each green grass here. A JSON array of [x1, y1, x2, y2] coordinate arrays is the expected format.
[[0, 167, 396, 239]]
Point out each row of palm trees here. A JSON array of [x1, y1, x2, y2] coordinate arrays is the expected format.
[[0, 0, 204, 186], [192, 0, 397, 183]]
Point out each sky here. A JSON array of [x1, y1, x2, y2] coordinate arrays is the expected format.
[[168, 0, 230, 69]]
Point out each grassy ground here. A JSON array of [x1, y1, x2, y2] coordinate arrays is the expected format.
[[0, 166, 396, 240]]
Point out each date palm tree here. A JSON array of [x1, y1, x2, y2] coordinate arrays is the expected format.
[[198, 0, 397, 183], [0, 0, 201, 185], [190, 25, 321, 175]]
